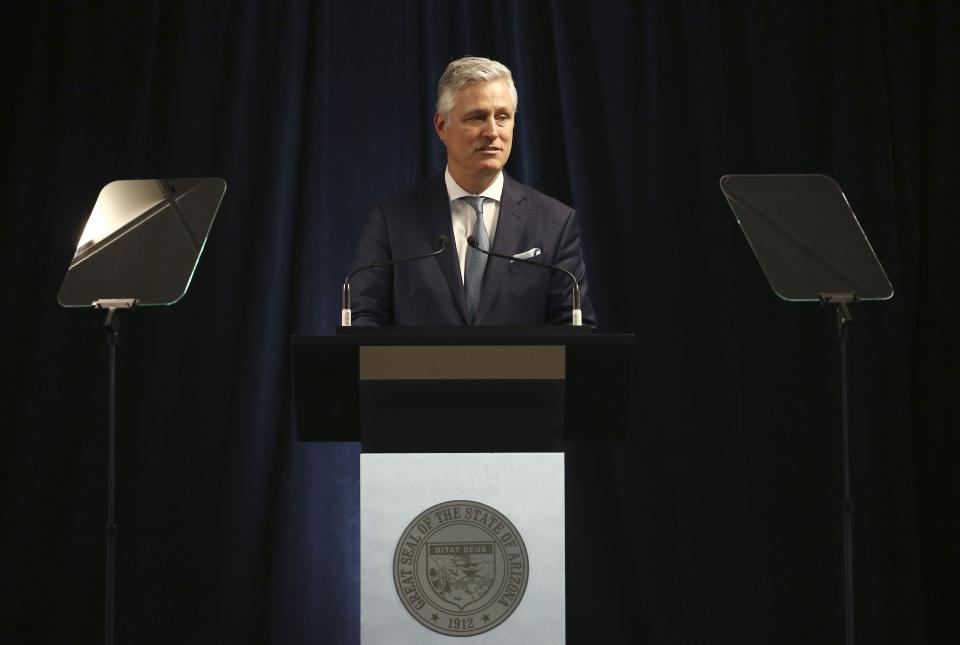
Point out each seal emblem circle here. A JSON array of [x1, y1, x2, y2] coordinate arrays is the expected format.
[[392, 500, 529, 637]]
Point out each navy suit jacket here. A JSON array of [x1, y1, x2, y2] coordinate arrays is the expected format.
[[349, 173, 596, 326]]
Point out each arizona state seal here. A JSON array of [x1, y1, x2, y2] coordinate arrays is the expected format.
[[392, 500, 529, 637]]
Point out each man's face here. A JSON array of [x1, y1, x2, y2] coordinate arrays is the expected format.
[[434, 80, 515, 190]]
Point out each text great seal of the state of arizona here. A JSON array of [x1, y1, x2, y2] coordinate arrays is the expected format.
[[393, 499, 529, 637]]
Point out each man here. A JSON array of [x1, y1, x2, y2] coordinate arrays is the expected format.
[[349, 56, 595, 326]]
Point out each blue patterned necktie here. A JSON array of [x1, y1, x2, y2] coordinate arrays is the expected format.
[[461, 195, 488, 323]]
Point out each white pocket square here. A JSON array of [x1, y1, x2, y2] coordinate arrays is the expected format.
[[512, 248, 542, 261]]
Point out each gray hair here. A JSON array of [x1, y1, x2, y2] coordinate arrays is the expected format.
[[435, 56, 518, 117]]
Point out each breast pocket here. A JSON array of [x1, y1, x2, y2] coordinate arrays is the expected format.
[[507, 244, 547, 276]]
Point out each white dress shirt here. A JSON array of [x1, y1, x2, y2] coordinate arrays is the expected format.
[[444, 168, 503, 282]]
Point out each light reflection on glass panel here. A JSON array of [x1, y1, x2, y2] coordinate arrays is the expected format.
[[74, 180, 167, 258]]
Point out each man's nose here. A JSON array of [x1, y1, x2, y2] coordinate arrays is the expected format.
[[480, 115, 499, 138]]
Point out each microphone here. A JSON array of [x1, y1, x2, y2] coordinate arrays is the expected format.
[[467, 236, 583, 326], [341, 235, 448, 326]]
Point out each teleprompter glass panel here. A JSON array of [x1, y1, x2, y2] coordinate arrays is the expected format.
[[720, 174, 893, 301], [58, 178, 226, 307]]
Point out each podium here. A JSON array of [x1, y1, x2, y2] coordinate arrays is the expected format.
[[292, 328, 633, 643]]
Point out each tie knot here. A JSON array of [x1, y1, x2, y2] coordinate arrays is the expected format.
[[461, 195, 485, 217]]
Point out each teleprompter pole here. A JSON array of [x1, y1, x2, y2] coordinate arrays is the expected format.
[[822, 293, 855, 645], [96, 299, 134, 645], [104, 307, 120, 645]]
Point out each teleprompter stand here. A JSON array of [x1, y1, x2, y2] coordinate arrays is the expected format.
[[58, 177, 226, 644], [720, 173, 893, 645]]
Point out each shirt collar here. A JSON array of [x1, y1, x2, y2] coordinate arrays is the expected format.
[[444, 168, 504, 203]]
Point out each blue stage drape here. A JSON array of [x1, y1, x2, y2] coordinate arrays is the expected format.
[[1, 1, 956, 644]]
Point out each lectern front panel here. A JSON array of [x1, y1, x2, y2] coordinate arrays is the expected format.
[[361, 452, 565, 644]]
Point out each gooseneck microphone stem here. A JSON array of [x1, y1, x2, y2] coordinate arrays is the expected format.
[[341, 236, 448, 326], [467, 236, 582, 325]]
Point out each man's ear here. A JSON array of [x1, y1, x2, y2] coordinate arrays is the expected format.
[[433, 112, 448, 145]]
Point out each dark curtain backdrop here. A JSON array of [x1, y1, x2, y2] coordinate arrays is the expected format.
[[1, 1, 957, 644]]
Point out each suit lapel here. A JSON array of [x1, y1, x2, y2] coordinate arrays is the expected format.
[[419, 176, 469, 323], [475, 174, 527, 323]]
